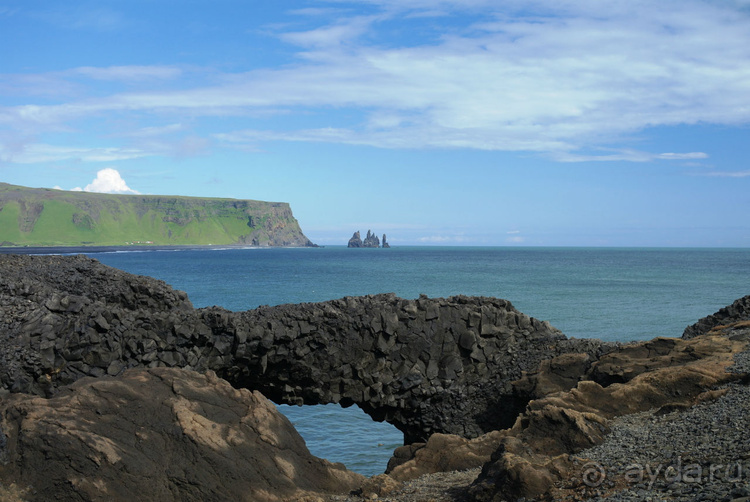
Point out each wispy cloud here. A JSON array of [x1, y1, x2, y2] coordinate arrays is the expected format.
[[72, 66, 182, 81], [698, 170, 750, 178], [280, 16, 376, 48], [553, 149, 709, 163], [0, 143, 148, 164], [3, 1, 750, 162], [417, 233, 471, 243]]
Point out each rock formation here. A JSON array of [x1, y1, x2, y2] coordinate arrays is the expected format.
[[382, 234, 390, 248], [382, 309, 750, 500], [682, 294, 750, 339], [347, 230, 384, 248], [467, 329, 749, 501], [363, 230, 380, 248], [0, 254, 612, 443], [347, 231, 363, 247], [0, 367, 363, 501], [2, 254, 748, 501]]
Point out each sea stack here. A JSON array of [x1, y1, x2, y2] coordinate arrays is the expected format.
[[347, 231, 363, 247], [363, 230, 380, 248], [348, 230, 387, 248]]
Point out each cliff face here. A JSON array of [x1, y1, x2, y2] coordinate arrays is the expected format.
[[0, 183, 315, 247]]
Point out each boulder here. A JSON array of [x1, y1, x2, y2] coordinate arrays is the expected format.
[[386, 431, 507, 482], [0, 367, 363, 501]]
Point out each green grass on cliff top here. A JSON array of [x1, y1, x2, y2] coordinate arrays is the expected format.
[[0, 182, 303, 247]]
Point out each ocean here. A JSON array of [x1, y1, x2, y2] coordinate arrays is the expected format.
[[84, 246, 749, 476]]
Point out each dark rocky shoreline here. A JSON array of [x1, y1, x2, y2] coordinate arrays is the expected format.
[[0, 254, 748, 501], [0, 254, 612, 443]]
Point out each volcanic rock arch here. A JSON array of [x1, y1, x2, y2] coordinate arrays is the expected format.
[[0, 254, 610, 443]]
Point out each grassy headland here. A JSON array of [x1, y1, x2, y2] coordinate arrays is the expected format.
[[0, 183, 315, 247]]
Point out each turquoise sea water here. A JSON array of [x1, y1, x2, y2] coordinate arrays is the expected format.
[[88, 246, 749, 476]]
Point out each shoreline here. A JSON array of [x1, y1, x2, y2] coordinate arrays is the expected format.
[[0, 243, 322, 255]]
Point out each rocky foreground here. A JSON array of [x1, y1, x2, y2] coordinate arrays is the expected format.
[[0, 254, 748, 501]]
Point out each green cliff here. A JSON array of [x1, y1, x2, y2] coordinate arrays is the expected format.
[[0, 183, 315, 247]]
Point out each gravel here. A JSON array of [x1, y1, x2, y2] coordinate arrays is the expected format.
[[325, 468, 480, 502], [570, 338, 750, 502]]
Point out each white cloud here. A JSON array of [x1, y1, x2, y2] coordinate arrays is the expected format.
[[656, 152, 709, 160], [72, 65, 182, 81], [123, 123, 186, 137], [417, 234, 470, 243], [3, 1, 750, 159], [553, 149, 710, 163], [0, 143, 148, 164], [698, 170, 750, 178], [77, 168, 139, 194], [280, 16, 376, 48]]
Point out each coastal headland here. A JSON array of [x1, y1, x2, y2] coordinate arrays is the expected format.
[[0, 254, 748, 501], [0, 182, 315, 248]]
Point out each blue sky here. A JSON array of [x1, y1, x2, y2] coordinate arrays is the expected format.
[[1, 0, 749, 246]]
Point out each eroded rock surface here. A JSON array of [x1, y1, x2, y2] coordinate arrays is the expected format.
[[0, 254, 613, 443], [383, 328, 750, 501], [0, 367, 363, 502]]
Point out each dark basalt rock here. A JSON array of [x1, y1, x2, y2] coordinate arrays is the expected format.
[[363, 230, 380, 248], [347, 231, 363, 247], [348, 230, 384, 248], [682, 294, 750, 339], [0, 254, 614, 443]]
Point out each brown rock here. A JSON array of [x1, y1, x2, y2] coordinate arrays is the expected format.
[[359, 474, 401, 497], [387, 431, 506, 482], [0, 367, 363, 501], [469, 332, 749, 501], [512, 352, 593, 399]]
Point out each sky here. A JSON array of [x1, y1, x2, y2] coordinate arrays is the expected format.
[[1, 0, 750, 247]]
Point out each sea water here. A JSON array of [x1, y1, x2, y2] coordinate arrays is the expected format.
[[90, 246, 750, 476]]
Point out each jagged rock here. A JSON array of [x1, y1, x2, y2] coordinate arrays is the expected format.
[[0, 255, 615, 444], [682, 294, 750, 339], [382, 234, 390, 248], [347, 231, 363, 248], [363, 230, 380, 248], [347, 230, 383, 248], [0, 367, 363, 501]]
